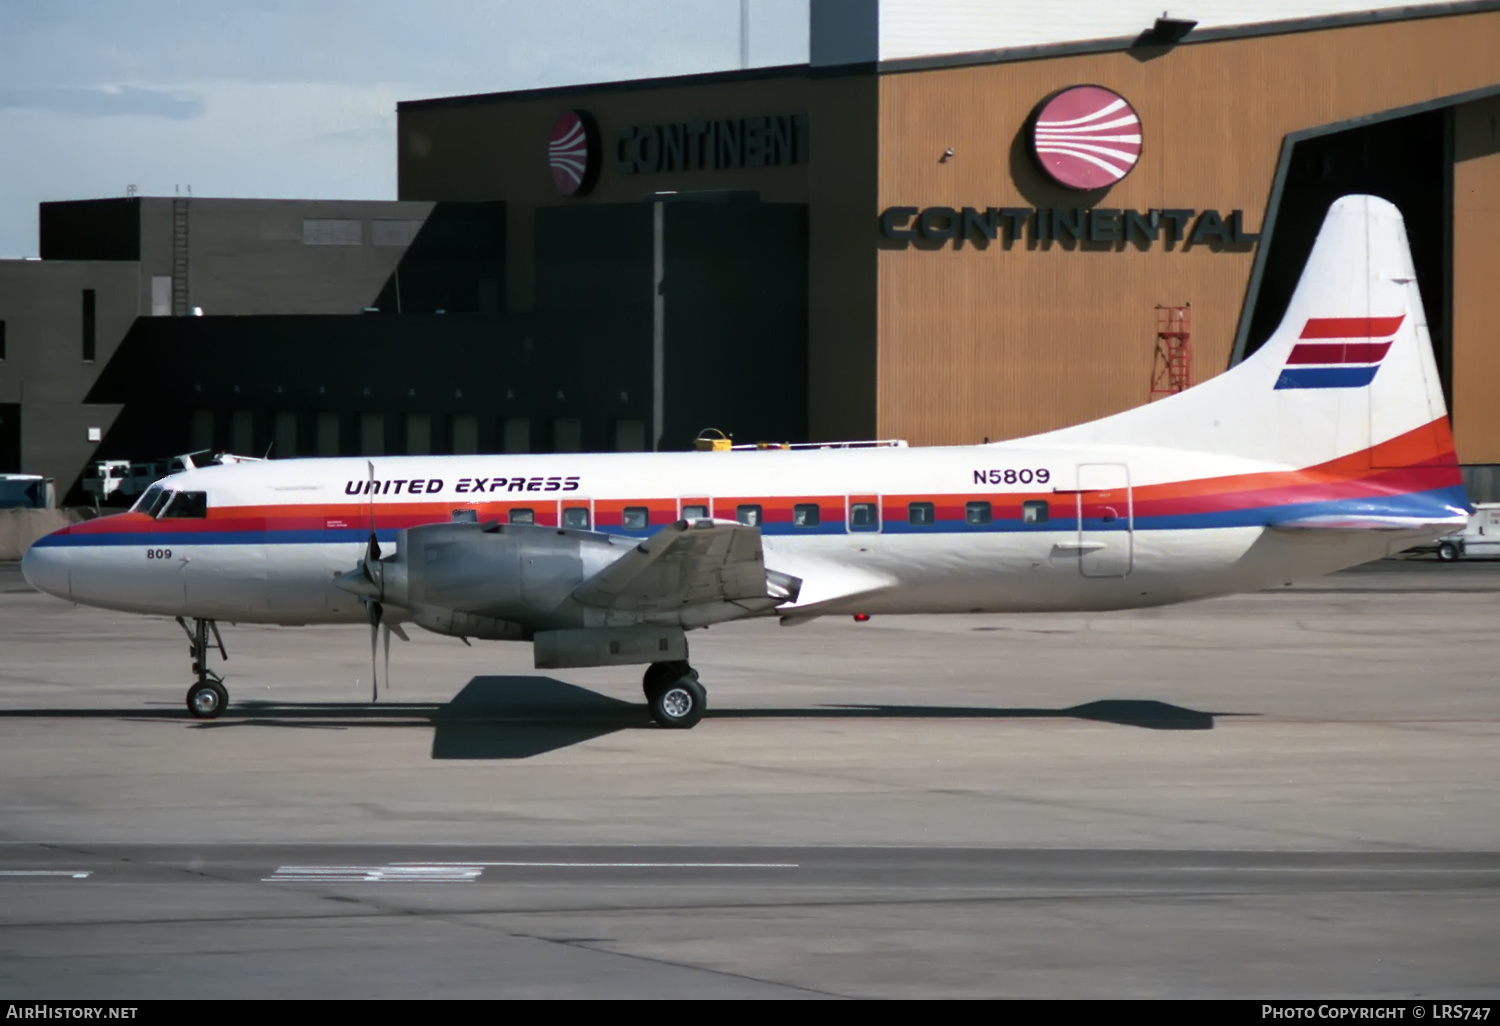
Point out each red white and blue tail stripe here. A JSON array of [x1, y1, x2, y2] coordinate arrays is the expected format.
[[1274, 316, 1404, 390]]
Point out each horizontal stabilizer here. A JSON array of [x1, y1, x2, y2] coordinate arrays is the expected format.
[[1270, 513, 1468, 532]]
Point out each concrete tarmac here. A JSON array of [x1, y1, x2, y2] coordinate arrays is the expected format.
[[1, 558, 1497, 998]]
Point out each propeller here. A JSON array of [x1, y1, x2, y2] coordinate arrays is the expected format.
[[333, 463, 413, 701], [365, 460, 383, 701], [333, 462, 385, 701]]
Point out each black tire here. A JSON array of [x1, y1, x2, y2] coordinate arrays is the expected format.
[[186, 681, 228, 719], [642, 660, 692, 695], [645, 670, 706, 729], [1437, 542, 1461, 562]]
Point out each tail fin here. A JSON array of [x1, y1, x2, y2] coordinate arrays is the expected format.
[[1037, 194, 1458, 475]]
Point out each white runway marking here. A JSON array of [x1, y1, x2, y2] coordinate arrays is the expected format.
[[264, 861, 800, 882], [0, 870, 92, 879], [391, 861, 802, 869], [264, 865, 483, 883]]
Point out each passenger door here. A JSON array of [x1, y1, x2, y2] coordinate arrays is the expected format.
[[1075, 463, 1132, 577]]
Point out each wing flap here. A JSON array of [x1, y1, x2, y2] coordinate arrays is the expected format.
[[573, 519, 777, 612]]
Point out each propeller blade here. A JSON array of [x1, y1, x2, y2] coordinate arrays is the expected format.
[[367, 599, 381, 703], [367, 460, 380, 560], [382, 622, 391, 692], [388, 622, 410, 643]]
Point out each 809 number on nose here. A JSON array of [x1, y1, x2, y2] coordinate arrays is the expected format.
[[145, 548, 173, 559]]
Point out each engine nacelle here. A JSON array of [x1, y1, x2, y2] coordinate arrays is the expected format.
[[408, 605, 525, 641], [377, 521, 631, 635]]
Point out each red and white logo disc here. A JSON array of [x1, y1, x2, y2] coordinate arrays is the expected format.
[[549, 110, 599, 197], [1030, 86, 1142, 190]]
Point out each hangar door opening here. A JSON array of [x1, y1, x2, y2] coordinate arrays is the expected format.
[[1240, 109, 1451, 405]]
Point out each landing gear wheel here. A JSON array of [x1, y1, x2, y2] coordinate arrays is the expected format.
[[643, 660, 691, 694], [1437, 541, 1461, 562], [644, 667, 706, 729], [186, 680, 229, 719]]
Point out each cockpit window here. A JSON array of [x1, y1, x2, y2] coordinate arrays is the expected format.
[[146, 488, 175, 518], [157, 491, 208, 519], [132, 485, 164, 513]]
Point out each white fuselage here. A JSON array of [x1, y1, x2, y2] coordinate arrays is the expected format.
[[24, 441, 1450, 627]]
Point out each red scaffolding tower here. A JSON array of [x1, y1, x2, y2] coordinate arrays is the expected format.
[[1150, 304, 1191, 400]]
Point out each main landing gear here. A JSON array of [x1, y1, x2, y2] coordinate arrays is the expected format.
[[177, 616, 229, 719], [642, 660, 706, 729]]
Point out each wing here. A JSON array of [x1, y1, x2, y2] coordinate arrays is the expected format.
[[573, 519, 797, 613]]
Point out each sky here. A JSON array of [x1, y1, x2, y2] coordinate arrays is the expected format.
[[0, 0, 810, 257]]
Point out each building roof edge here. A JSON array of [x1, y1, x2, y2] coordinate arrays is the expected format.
[[875, 0, 1500, 75], [398, 62, 811, 113]]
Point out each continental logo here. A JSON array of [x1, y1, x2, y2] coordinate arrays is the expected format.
[[614, 113, 808, 175], [549, 110, 600, 197], [1030, 85, 1142, 190]]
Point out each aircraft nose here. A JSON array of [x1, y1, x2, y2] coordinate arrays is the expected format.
[[20, 540, 71, 600]]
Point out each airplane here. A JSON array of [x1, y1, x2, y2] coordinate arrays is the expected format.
[[20, 195, 1471, 729]]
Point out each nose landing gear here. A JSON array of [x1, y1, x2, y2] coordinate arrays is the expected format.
[[643, 660, 706, 729], [176, 616, 229, 719]]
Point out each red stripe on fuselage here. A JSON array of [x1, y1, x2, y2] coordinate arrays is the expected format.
[[1300, 316, 1405, 339], [1285, 341, 1392, 365]]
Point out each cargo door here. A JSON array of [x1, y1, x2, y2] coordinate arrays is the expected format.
[[1075, 463, 1132, 577]]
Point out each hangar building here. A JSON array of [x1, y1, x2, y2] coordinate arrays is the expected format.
[[398, 0, 1500, 495]]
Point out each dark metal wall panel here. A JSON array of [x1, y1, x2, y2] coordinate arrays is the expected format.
[[535, 202, 654, 453], [0, 403, 19, 474], [663, 200, 808, 449], [397, 69, 881, 444], [806, 72, 880, 442], [39, 199, 140, 261]]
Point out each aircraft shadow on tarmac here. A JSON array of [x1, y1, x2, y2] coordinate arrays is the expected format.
[[0, 676, 1235, 759]]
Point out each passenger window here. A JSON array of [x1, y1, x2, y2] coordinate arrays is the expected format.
[[965, 501, 992, 525], [158, 491, 207, 519], [736, 504, 762, 527], [793, 503, 820, 528], [681, 504, 708, 521], [848, 502, 879, 532], [622, 506, 649, 530], [908, 501, 935, 526], [450, 508, 478, 524], [561, 507, 590, 530], [1023, 500, 1049, 524]]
